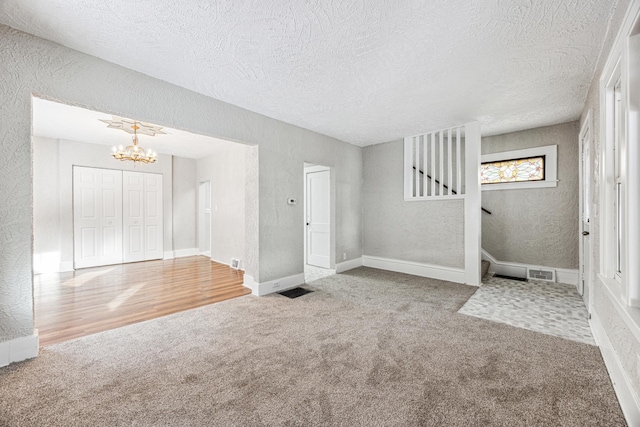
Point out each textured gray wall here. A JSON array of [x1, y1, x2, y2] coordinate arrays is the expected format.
[[0, 25, 362, 341], [172, 157, 197, 251], [197, 144, 247, 266], [32, 137, 61, 273], [362, 140, 464, 268], [578, 0, 640, 402], [481, 122, 580, 269]]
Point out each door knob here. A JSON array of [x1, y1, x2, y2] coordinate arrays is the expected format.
[[582, 231, 590, 236]]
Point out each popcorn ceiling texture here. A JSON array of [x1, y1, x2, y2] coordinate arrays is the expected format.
[[0, 0, 617, 146], [0, 25, 362, 341], [481, 122, 580, 269]]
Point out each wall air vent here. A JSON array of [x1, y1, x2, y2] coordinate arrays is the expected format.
[[527, 267, 555, 282]]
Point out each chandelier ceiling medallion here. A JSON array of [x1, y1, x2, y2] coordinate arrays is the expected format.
[[101, 116, 165, 165]]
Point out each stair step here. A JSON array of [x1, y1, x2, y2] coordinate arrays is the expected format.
[[481, 260, 490, 279]]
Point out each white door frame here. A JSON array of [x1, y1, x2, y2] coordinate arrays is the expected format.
[[304, 164, 335, 269], [579, 109, 593, 314]]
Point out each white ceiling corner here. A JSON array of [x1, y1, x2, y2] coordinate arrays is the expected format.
[[2, 1, 616, 146]]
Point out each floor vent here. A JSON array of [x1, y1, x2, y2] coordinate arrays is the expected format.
[[527, 267, 555, 282], [278, 287, 313, 299], [493, 274, 527, 282]]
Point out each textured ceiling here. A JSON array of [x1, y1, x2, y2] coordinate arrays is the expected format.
[[1, 1, 616, 146]]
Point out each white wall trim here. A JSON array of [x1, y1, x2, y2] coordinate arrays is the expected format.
[[173, 248, 198, 258], [59, 261, 74, 273], [0, 331, 39, 368], [482, 249, 578, 285], [556, 268, 579, 287], [591, 310, 640, 426], [362, 255, 467, 285], [209, 257, 244, 271], [163, 251, 175, 260], [242, 274, 255, 291], [464, 121, 482, 286], [246, 273, 306, 296], [335, 257, 363, 273]]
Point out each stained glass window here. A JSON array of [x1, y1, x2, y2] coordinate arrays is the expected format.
[[480, 156, 545, 184]]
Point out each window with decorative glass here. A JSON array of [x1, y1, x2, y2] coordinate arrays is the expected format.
[[479, 145, 556, 191], [480, 156, 545, 184]]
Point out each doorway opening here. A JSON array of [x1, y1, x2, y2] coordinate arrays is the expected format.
[[303, 163, 335, 283], [31, 95, 253, 346]]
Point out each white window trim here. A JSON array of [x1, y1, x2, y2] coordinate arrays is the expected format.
[[598, 0, 640, 309], [480, 145, 557, 191]]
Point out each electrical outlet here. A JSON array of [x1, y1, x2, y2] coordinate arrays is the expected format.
[[273, 281, 280, 288], [343, 252, 347, 260]]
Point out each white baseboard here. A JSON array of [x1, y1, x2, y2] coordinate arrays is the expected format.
[[163, 251, 175, 260], [59, 261, 74, 272], [244, 273, 306, 296], [242, 274, 255, 291], [174, 248, 198, 258], [336, 257, 363, 273], [556, 268, 579, 286], [200, 251, 211, 257], [362, 255, 466, 284], [591, 310, 640, 426], [0, 331, 39, 368], [481, 249, 578, 286]]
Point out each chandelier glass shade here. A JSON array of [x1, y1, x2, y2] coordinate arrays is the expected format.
[[111, 123, 157, 165]]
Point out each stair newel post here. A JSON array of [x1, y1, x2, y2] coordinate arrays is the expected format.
[[464, 122, 482, 286]]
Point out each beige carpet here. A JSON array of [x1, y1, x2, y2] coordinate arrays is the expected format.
[[0, 267, 625, 426]]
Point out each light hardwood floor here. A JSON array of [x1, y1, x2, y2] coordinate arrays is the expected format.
[[34, 256, 250, 347]]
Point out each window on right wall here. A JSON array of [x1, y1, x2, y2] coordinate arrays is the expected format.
[[480, 145, 557, 191]]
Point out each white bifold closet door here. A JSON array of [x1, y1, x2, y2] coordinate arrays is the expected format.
[[73, 166, 124, 269], [142, 172, 163, 260], [74, 166, 163, 269], [123, 171, 164, 262]]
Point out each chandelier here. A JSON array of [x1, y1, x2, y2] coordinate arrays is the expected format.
[[111, 123, 157, 164], [102, 117, 164, 165]]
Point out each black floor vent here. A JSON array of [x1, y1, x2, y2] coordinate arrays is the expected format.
[[493, 274, 527, 282], [278, 287, 313, 299]]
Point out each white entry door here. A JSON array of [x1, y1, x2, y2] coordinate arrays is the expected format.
[[579, 113, 592, 312], [73, 166, 123, 269], [143, 173, 164, 261], [305, 166, 330, 268], [198, 181, 211, 256]]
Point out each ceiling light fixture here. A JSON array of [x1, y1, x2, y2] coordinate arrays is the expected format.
[[101, 116, 165, 165], [111, 122, 157, 165]]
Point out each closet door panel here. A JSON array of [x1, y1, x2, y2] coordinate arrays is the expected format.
[[144, 173, 163, 260], [123, 171, 145, 263], [73, 166, 123, 268]]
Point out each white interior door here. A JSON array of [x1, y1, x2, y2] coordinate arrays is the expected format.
[[198, 181, 211, 256], [123, 171, 145, 263], [579, 113, 592, 312], [305, 167, 330, 269], [143, 173, 163, 261], [73, 166, 123, 268]]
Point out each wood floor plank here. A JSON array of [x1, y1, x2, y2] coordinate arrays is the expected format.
[[34, 256, 251, 347]]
